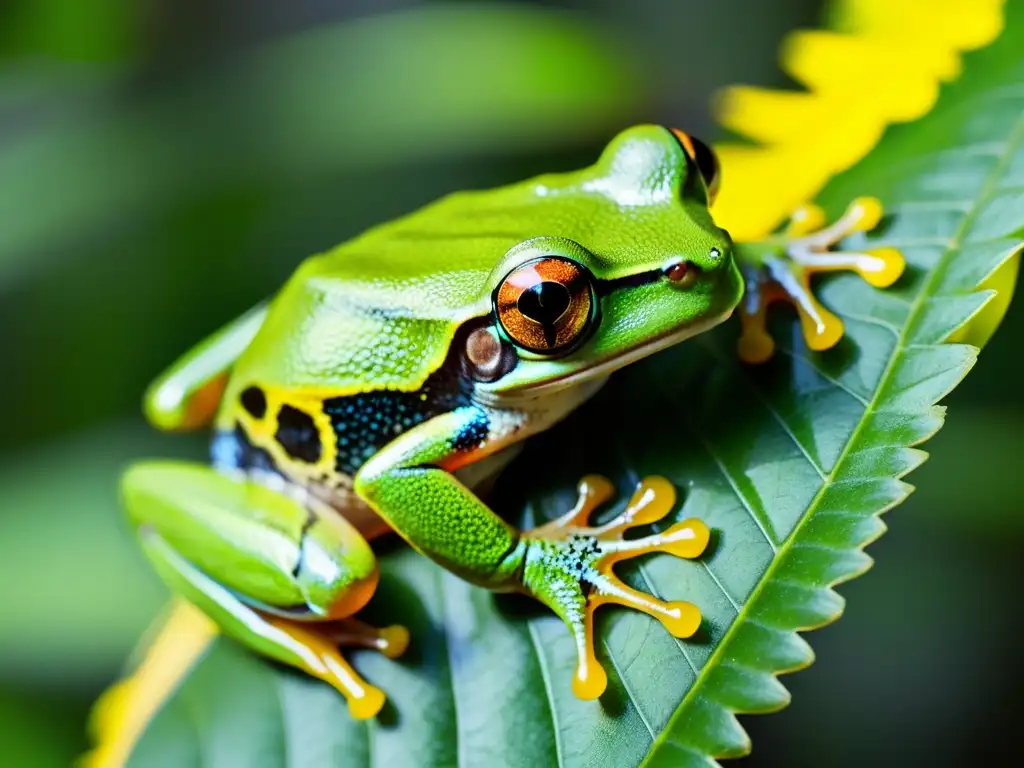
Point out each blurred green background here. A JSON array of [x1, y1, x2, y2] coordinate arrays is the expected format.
[[0, 1, 1020, 765]]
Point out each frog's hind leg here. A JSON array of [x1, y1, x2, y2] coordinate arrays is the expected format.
[[138, 529, 388, 719], [124, 461, 402, 719], [734, 197, 905, 363], [523, 475, 710, 699]]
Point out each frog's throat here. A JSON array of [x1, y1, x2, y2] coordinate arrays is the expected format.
[[486, 309, 732, 405]]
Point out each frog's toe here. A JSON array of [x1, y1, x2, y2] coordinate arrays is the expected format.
[[791, 196, 883, 244], [784, 197, 903, 287], [348, 685, 386, 720], [737, 197, 904, 363], [328, 618, 410, 660], [785, 202, 827, 237], [377, 624, 411, 659], [523, 475, 710, 700], [588, 507, 709, 641], [263, 617, 387, 719]]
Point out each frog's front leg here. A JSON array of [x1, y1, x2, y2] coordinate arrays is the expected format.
[[354, 407, 710, 699], [123, 462, 407, 719], [734, 197, 905, 363]]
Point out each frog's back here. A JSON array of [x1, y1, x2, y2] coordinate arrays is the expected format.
[[226, 123, 707, 400], [227, 181, 561, 400]]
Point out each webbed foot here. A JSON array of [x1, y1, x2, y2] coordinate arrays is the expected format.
[[522, 475, 709, 699], [735, 197, 905, 363], [125, 461, 408, 719]]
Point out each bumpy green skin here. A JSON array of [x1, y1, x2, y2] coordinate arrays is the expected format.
[[520, 538, 595, 625], [354, 409, 526, 587], [126, 124, 744, 692]]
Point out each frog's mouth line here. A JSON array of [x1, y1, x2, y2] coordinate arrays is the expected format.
[[483, 309, 733, 405]]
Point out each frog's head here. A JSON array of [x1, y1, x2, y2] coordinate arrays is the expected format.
[[468, 124, 743, 402]]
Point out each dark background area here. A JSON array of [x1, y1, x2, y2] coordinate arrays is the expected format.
[[0, 1, 1020, 765]]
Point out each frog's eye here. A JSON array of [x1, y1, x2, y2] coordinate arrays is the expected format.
[[670, 129, 721, 205], [494, 256, 596, 355]]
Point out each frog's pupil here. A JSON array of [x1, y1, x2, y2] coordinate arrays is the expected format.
[[518, 281, 571, 328]]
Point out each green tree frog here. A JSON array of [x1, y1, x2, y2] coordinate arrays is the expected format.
[[124, 125, 904, 718]]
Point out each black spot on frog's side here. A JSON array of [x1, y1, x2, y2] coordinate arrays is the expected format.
[[275, 405, 322, 464], [239, 386, 267, 419], [214, 328, 490, 482], [324, 342, 478, 477]]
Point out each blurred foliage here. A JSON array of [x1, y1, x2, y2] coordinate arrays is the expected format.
[[0, 0, 138, 62], [0, 1, 1020, 767]]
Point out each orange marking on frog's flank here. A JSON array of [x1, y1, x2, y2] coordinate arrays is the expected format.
[[670, 128, 698, 161], [324, 562, 380, 619], [177, 371, 229, 431], [83, 600, 218, 768]]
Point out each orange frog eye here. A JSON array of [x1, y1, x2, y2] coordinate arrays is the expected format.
[[670, 129, 721, 205], [494, 256, 596, 355]]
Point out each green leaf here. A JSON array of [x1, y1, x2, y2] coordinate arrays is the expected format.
[[127, 8, 1024, 768]]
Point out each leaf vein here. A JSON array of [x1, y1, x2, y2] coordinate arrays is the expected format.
[[602, 636, 657, 742], [775, 347, 872, 406], [436, 569, 465, 768]]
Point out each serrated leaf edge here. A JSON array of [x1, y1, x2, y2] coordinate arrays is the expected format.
[[644, 116, 1024, 768]]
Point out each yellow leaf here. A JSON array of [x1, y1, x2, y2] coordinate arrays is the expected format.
[[711, 0, 1014, 342], [82, 600, 217, 768]]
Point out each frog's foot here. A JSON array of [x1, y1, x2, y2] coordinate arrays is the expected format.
[[137, 526, 395, 720], [735, 197, 905, 363], [522, 475, 710, 700]]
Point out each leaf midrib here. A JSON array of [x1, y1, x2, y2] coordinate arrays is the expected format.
[[642, 100, 1024, 763], [438, 568, 466, 768], [526, 617, 564, 766]]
